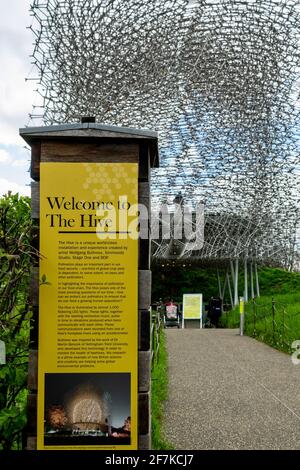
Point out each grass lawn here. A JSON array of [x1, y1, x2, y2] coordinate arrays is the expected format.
[[151, 329, 174, 450]]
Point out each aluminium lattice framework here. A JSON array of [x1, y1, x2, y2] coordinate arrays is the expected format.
[[28, 0, 300, 269]]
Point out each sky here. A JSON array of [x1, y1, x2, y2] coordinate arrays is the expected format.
[[0, 0, 37, 197]]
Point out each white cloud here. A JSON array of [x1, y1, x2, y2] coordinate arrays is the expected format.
[[12, 159, 29, 168], [0, 149, 12, 163], [0, 0, 38, 146], [0, 178, 30, 197], [0, 0, 33, 193]]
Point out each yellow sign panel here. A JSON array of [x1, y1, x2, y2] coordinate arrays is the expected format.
[[239, 297, 245, 314], [183, 294, 202, 322], [38, 162, 138, 450]]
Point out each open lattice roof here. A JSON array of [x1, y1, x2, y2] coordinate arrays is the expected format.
[[28, 0, 300, 268]]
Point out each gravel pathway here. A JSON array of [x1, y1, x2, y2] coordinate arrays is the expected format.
[[163, 328, 300, 450]]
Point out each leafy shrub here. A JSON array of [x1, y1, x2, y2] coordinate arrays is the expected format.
[[0, 193, 33, 450]]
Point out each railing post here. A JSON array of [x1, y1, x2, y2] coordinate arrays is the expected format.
[[239, 296, 245, 336], [272, 297, 276, 344], [282, 305, 285, 348], [151, 310, 155, 367], [255, 262, 260, 297], [250, 262, 255, 299], [156, 311, 160, 362], [253, 298, 257, 337], [151, 307, 161, 367]]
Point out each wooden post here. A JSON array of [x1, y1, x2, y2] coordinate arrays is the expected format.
[[20, 121, 159, 451]]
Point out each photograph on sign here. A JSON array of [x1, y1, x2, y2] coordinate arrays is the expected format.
[[44, 372, 131, 446]]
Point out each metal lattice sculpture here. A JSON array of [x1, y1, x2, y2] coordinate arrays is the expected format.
[[28, 0, 300, 272]]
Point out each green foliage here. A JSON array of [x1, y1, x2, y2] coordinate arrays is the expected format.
[[0, 193, 33, 450], [222, 293, 300, 354], [152, 264, 220, 303], [257, 267, 300, 296], [151, 329, 173, 450], [152, 264, 300, 305]]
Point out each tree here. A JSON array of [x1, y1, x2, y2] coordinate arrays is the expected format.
[[0, 193, 33, 450]]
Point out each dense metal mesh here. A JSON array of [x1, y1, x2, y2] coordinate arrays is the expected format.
[[28, 0, 300, 268]]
